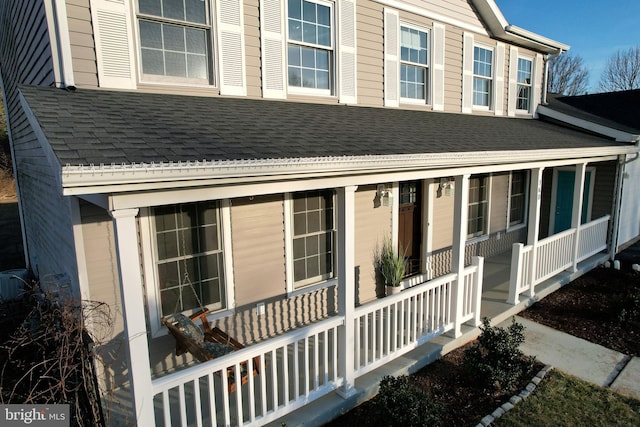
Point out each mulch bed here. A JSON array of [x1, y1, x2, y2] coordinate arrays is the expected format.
[[325, 265, 640, 426]]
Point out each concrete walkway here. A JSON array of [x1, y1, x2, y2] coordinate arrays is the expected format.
[[505, 316, 640, 400]]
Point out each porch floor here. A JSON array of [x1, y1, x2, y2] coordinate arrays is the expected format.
[[274, 250, 610, 427]]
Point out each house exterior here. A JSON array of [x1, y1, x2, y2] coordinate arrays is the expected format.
[[0, 0, 638, 425]]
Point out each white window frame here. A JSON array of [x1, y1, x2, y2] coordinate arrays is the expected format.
[[472, 44, 494, 110], [507, 170, 530, 230], [516, 56, 533, 113], [467, 174, 491, 239], [134, 0, 216, 87], [286, 0, 335, 97], [284, 190, 338, 297], [399, 22, 430, 105], [141, 200, 235, 337]]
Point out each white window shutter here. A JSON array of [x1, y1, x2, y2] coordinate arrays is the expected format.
[[90, 0, 136, 89], [383, 8, 399, 107], [532, 53, 543, 116], [507, 46, 518, 117], [461, 32, 474, 113], [431, 23, 445, 111], [216, 0, 247, 96], [338, 0, 357, 104], [494, 42, 505, 115], [260, 0, 286, 99]]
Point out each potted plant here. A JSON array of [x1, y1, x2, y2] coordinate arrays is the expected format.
[[378, 238, 406, 296]]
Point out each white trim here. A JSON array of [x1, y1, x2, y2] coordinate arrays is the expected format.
[[216, 0, 247, 95], [337, 0, 357, 104], [260, 0, 287, 99], [549, 166, 596, 235], [507, 46, 518, 117], [537, 105, 639, 143], [64, 150, 634, 198], [467, 174, 491, 239], [44, 0, 75, 88], [383, 8, 400, 107], [506, 170, 530, 230], [472, 42, 495, 111], [70, 197, 91, 303], [374, 0, 488, 35], [514, 54, 534, 115], [391, 181, 400, 249], [398, 22, 431, 106], [422, 179, 434, 279], [431, 23, 445, 111], [493, 42, 505, 116], [461, 32, 474, 113]]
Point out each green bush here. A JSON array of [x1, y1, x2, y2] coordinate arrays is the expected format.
[[463, 317, 535, 392], [373, 375, 443, 427]]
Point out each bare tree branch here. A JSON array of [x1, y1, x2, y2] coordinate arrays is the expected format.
[[547, 53, 590, 96], [599, 46, 640, 92]]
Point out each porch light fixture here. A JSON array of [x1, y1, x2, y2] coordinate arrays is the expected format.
[[376, 184, 392, 207], [439, 177, 454, 196]]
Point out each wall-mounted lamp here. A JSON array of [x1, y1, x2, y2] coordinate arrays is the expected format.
[[439, 177, 454, 197], [375, 184, 392, 207]]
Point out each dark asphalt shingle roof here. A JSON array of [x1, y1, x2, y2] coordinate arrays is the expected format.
[[547, 90, 640, 134], [19, 85, 627, 167]]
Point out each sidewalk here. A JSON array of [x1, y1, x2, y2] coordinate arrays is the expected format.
[[503, 316, 640, 400]]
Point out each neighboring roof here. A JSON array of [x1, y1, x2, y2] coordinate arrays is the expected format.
[[19, 85, 630, 168], [545, 90, 640, 134]]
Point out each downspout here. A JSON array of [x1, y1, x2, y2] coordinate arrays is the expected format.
[[610, 155, 626, 260], [44, 0, 76, 89], [542, 48, 564, 105], [0, 71, 30, 270]]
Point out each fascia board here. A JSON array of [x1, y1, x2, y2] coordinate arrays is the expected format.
[[538, 105, 640, 143], [62, 146, 639, 196]]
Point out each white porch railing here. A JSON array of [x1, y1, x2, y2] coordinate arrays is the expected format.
[[151, 317, 343, 427], [150, 258, 485, 426], [508, 215, 610, 304], [352, 257, 483, 377]]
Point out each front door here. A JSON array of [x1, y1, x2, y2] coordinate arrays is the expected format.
[[553, 170, 592, 234], [398, 181, 422, 276]]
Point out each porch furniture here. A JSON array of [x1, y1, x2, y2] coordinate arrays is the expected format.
[[162, 309, 261, 392]]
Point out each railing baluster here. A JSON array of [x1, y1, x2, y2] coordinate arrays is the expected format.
[[207, 373, 216, 427], [280, 347, 286, 407], [162, 390, 170, 427], [193, 378, 202, 427], [178, 383, 187, 427]]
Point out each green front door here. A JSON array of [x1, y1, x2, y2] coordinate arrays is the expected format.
[[553, 170, 591, 234]]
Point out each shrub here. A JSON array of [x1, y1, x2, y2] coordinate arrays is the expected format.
[[463, 317, 535, 392], [373, 375, 443, 427]]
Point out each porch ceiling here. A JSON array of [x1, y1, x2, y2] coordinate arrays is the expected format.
[[19, 85, 637, 192]]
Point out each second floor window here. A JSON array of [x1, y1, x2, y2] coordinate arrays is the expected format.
[[287, 0, 333, 94], [400, 26, 429, 101], [473, 46, 493, 108], [516, 58, 533, 111], [137, 0, 212, 84]]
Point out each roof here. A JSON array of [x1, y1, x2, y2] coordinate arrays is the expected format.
[[546, 90, 640, 134], [19, 85, 630, 170]]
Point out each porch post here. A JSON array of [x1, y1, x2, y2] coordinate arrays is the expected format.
[[110, 209, 154, 425], [526, 167, 544, 296], [609, 156, 625, 260], [337, 185, 358, 398], [452, 174, 470, 337], [571, 163, 587, 272]]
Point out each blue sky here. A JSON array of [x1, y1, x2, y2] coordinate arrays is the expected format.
[[495, 1, 640, 92]]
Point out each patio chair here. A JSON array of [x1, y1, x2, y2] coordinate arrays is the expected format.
[[162, 309, 261, 392]]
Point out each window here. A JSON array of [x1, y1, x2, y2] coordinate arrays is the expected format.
[[468, 175, 489, 237], [287, 0, 333, 94], [137, 0, 211, 83], [153, 201, 225, 317], [473, 46, 493, 107], [509, 171, 527, 226], [291, 190, 335, 288], [400, 26, 429, 102], [516, 58, 532, 111]]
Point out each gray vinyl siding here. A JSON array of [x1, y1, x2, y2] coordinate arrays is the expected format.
[[402, 0, 484, 30], [356, 0, 384, 107], [490, 172, 508, 233], [354, 185, 391, 304], [65, 0, 98, 88], [590, 160, 616, 221], [244, 0, 262, 98], [0, 1, 79, 288], [443, 25, 463, 113]]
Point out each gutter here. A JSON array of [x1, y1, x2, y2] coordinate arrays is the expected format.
[[60, 145, 640, 195], [542, 49, 565, 106]]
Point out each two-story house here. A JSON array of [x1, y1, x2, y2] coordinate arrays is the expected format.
[[1, 0, 639, 425]]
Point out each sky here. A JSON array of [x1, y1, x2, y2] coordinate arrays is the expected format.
[[494, 0, 640, 93]]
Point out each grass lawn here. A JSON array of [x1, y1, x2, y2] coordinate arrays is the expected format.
[[495, 369, 640, 426]]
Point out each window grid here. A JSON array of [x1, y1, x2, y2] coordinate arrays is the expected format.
[[516, 58, 532, 111], [292, 190, 335, 287], [468, 175, 488, 237], [154, 201, 225, 317], [137, 0, 211, 82], [473, 46, 493, 107], [287, 0, 333, 91], [400, 26, 429, 101], [509, 171, 526, 226]]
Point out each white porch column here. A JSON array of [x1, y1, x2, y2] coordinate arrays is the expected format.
[[571, 163, 587, 271], [110, 209, 154, 425], [452, 174, 470, 337], [337, 185, 358, 398], [526, 167, 544, 297]]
